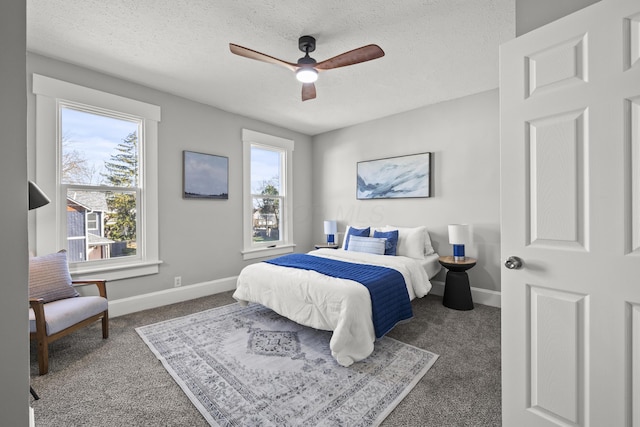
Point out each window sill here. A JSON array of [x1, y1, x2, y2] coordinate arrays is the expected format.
[[241, 244, 295, 260], [70, 260, 163, 281]]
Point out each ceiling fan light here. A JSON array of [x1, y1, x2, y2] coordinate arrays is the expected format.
[[296, 68, 318, 83]]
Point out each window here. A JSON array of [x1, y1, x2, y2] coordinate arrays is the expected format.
[[251, 146, 282, 244], [33, 74, 161, 280], [62, 105, 141, 264], [86, 212, 99, 232], [242, 129, 294, 260]]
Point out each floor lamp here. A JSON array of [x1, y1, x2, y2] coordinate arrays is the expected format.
[[28, 181, 50, 400]]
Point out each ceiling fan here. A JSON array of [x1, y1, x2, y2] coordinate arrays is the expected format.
[[229, 36, 385, 101]]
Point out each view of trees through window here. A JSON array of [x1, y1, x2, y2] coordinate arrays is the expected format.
[[61, 106, 140, 263], [251, 146, 282, 244]]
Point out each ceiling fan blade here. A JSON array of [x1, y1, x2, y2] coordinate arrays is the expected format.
[[302, 83, 316, 101], [315, 45, 385, 70], [229, 43, 298, 72]]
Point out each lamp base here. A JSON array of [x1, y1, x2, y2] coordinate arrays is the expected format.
[[453, 244, 465, 262], [326, 234, 335, 245]]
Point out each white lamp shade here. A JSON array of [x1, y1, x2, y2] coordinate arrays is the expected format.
[[448, 224, 470, 244], [323, 220, 337, 235]]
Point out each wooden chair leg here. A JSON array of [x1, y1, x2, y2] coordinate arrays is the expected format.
[[37, 338, 49, 375], [102, 312, 109, 339]]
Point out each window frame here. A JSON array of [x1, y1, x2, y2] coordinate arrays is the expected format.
[[32, 74, 161, 280], [242, 129, 295, 260]]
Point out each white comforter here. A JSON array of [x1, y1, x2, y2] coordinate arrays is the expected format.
[[233, 248, 432, 367]]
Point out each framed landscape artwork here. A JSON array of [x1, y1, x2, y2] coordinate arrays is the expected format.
[[357, 152, 432, 199], [183, 150, 229, 199]]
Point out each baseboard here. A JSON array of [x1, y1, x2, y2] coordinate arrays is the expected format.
[[108, 276, 500, 318], [108, 276, 238, 318], [429, 280, 501, 308]]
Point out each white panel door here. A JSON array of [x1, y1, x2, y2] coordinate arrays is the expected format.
[[500, 0, 640, 425]]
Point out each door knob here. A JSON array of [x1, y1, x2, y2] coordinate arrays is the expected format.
[[505, 256, 523, 270]]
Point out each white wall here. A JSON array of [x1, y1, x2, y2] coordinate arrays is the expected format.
[[26, 54, 314, 301], [0, 1, 30, 425], [516, 0, 601, 36], [312, 90, 501, 292]]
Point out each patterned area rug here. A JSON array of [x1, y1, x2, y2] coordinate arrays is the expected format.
[[136, 303, 438, 426]]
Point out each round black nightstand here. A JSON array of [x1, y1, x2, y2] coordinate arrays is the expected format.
[[438, 256, 477, 311]]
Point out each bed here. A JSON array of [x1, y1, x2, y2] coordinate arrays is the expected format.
[[233, 225, 440, 367]]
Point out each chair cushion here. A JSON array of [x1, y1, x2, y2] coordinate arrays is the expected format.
[[29, 296, 107, 336], [29, 250, 79, 303]]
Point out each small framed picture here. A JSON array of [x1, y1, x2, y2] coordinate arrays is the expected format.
[[183, 150, 229, 199]]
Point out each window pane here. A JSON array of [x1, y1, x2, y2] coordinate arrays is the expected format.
[[252, 196, 280, 243], [87, 212, 98, 231], [61, 107, 139, 186], [67, 189, 137, 262], [251, 146, 280, 194]]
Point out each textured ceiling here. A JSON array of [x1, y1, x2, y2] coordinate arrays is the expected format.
[[27, 0, 515, 136]]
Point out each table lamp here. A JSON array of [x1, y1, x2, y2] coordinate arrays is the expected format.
[[323, 220, 337, 245], [448, 224, 470, 261]]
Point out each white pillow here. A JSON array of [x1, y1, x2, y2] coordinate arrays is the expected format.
[[346, 236, 386, 255], [421, 227, 435, 255], [387, 225, 435, 256], [381, 225, 431, 259]]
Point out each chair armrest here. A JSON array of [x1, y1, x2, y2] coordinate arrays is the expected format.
[[29, 297, 47, 336], [29, 297, 45, 308], [72, 280, 108, 299]]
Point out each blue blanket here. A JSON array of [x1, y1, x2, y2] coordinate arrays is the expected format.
[[265, 254, 413, 338]]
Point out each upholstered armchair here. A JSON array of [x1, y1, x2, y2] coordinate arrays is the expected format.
[[28, 251, 109, 375]]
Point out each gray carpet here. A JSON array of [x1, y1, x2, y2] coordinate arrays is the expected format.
[[30, 291, 501, 426]]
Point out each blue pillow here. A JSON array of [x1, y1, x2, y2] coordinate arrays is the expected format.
[[373, 229, 399, 256], [344, 226, 370, 250]]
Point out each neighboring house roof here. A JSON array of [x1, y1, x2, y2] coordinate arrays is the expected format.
[[67, 191, 109, 212], [87, 233, 114, 246], [66, 197, 91, 211]]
